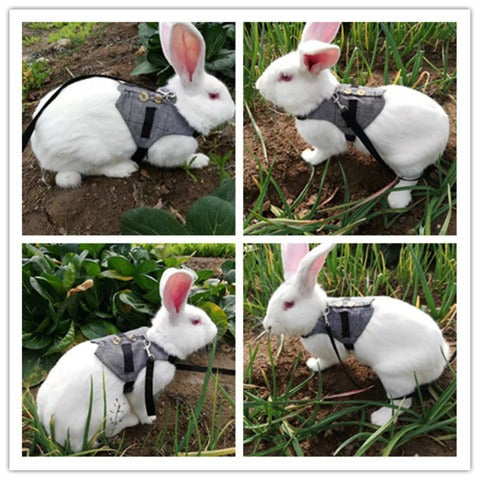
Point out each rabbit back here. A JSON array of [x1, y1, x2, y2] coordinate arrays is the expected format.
[[31, 77, 136, 174]]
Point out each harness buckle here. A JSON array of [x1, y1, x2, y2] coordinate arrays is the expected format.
[[331, 92, 347, 112], [143, 339, 155, 361]]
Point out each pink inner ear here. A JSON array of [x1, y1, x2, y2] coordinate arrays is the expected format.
[[164, 272, 192, 313], [170, 27, 202, 82], [302, 22, 340, 43], [307, 254, 327, 286], [303, 49, 339, 73], [283, 244, 310, 279]]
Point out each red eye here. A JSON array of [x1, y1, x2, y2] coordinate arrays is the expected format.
[[279, 73, 293, 82], [208, 92, 220, 100], [191, 318, 202, 326], [283, 301, 295, 310]]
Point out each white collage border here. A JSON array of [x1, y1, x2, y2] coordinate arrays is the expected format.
[[9, 7, 471, 472]]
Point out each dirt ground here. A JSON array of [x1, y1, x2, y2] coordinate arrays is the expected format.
[[243, 327, 456, 457], [22, 23, 234, 235], [244, 75, 457, 236]]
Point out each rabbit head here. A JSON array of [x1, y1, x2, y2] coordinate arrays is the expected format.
[[159, 22, 235, 135], [255, 22, 341, 116], [148, 267, 218, 359], [263, 243, 335, 336]]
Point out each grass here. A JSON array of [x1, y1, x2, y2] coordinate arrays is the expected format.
[[243, 22, 457, 235], [243, 243, 457, 456], [22, 343, 235, 456], [26, 22, 97, 46]]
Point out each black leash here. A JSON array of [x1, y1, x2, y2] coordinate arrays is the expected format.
[[321, 310, 413, 401], [321, 311, 363, 389], [22, 73, 162, 153], [331, 92, 420, 183], [142, 341, 235, 417]]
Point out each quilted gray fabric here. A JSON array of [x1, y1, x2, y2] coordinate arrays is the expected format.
[[299, 85, 386, 139], [302, 297, 375, 348], [92, 326, 170, 384], [115, 83, 196, 150]]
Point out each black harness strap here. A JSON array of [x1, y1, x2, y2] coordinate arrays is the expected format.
[[145, 356, 156, 417], [333, 94, 420, 182], [322, 312, 414, 401], [22, 74, 156, 153]]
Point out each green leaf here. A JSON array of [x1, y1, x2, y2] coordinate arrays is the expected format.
[[199, 302, 228, 338], [62, 262, 77, 290], [108, 256, 137, 276], [118, 292, 157, 316], [120, 207, 189, 235], [98, 269, 133, 281], [22, 349, 60, 386], [22, 332, 52, 350], [186, 196, 235, 235], [83, 259, 101, 277], [134, 272, 159, 291], [130, 58, 161, 76], [137, 259, 158, 274], [44, 321, 76, 355], [211, 177, 235, 205], [80, 320, 120, 340]]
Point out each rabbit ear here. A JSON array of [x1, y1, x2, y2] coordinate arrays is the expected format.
[[160, 268, 196, 315], [282, 243, 310, 281], [299, 42, 340, 74], [295, 243, 336, 293], [164, 22, 206, 86], [301, 22, 341, 44], [159, 22, 174, 64]]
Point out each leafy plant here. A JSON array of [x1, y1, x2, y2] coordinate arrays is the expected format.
[[22, 243, 235, 386], [22, 59, 52, 102], [120, 177, 235, 235], [132, 22, 235, 85]]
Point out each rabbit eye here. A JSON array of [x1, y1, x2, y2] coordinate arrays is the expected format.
[[283, 301, 295, 310], [191, 318, 202, 326], [279, 73, 293, 82], [208, 92, 220, 100]]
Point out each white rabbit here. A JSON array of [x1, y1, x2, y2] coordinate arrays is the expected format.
[[255, 22, 449, 208], [36, 267, 218, 452], [263, 243, 450, 426], [28, 22, 235, 188]]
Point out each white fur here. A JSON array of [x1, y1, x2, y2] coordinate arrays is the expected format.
[[29, 22, 234, 187], [263, 243, 450, 426], [36, 268, 218, 452], [255, 22, 449, 208]]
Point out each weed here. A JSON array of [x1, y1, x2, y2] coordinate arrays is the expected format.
[[22, 59, 51, 102]]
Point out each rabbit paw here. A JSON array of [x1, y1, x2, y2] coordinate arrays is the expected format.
[[56, 171, 82, 188], [306, 356, 337, 372], [140, 414, 157, 425], [102, 160, 139, 178], [387, 190, 412, 209], [187, 154, 209, 169], [371, 407, 397, 426], [301, 148, 328, 165]]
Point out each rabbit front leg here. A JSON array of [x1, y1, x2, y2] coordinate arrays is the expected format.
[[148, 135, 209, 169], [303, 336, 348, 372], [387, 178, 418, 209], [297, 119, 348, 166]]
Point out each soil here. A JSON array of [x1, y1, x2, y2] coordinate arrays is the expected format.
[[243, 327, 456, 457], [22, 23, 234, 235], [244, 76, 457, 236]]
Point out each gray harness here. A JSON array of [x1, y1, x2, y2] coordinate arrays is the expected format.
[[302, 297, 375, 350], [92, 326, 171, 393], [297, 84, 386, 142], [115, 84, 198, 162]]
